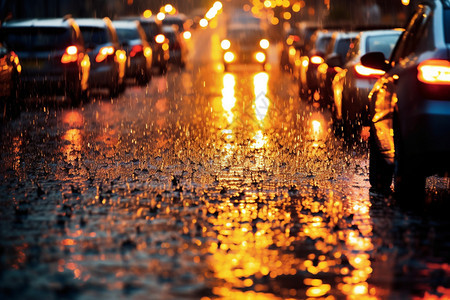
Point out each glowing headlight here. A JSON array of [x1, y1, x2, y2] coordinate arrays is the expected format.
[[221, 39, 231, 50], [224, 51, 235, 63], [259, 39, 269, 49], [255, 52, 266, 63]]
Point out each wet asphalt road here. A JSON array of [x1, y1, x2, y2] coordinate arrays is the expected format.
[[1, 20, 450, 300]]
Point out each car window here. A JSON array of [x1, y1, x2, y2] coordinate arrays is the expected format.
[[346, 37, 359, 62], [445, 9, 450, 44], [336, 38, 352, 61], [1, 27, 72, 51], [116, 28, 140, 42], [391, 5, 431, 62], [366, 34, 401, 59], [80, 27, 109, 46], [316, 36, 332, 52]]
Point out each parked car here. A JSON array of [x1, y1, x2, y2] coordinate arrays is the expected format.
[[362, 0, 450, 201], [332, 29, 402, 137], [1, 17, 90, 105], [76, 18, 126, 97], [121, 16, 168, 74], [317, 31, 358, 108], [162, 25, 187, 68], [0, 43, 21, 101], [112, 20, 152, 86], [298, 29, 334, 100], [221, 24, 269, 71]]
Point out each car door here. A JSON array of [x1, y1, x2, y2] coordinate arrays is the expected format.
[[371, 4, 433, 162]]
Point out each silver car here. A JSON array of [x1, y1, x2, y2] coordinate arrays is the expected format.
[[332, 29, 402, 137]]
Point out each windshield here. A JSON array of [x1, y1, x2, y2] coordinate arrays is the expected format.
[[1, 27, 72, 51], [116, 28, 140, 42], [79, 26, 109, 46], [366, 34, 401, 59]]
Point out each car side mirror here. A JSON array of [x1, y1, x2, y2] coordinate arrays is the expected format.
[[360, 51, 389, 71]]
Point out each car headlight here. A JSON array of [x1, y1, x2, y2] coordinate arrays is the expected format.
[[224, 51, 235, 63]]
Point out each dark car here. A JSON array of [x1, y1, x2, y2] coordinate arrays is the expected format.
[[298, 29, 334, 100], [362, 0, 450, 201], [1, 17, 90, 105], [0, 43, 21, 119], [0, 43, 21, 101], [76, 18, 126, 97], [121, 16, 168, 74], [221, 24, 269, 71], [162, 25, 187, 68], [113, 20, 152, 86], [317, 31, 358, 108], [332, 29, 402, 138]]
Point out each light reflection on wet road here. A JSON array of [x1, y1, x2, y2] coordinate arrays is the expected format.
[[1, 19, 449, 300]]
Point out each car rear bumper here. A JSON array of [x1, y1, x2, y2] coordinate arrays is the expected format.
[[402, 99, 450, 172]]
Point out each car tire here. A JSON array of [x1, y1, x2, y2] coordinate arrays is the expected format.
[[369, 124, 393, 193]]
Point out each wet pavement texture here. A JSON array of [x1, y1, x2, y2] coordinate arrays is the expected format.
[[1, 23, 450, 300]]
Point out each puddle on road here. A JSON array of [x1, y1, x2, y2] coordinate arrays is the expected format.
[[0, 66, 449, 300]]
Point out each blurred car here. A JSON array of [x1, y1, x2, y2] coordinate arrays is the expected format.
[[298, 29, 334, 100], [279, 26, 301, 72], [280, 22, 319, 75], [1, 17, 90, 105], [221, 24, 269, 71], [76, 18, 126, 97], [0, 43, 21, 101], [162, 25, 187, 68], [113, 20, 152, 86], [362, 0, 450, 201], [122, 16, 168, 74], [317, 31, 358, 108], [332, 29, 402, 136]]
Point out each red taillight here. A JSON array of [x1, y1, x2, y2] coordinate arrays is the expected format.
[[417, 59, 450, 85], [95, 46, 115, 63], [130, 45, 143, 57], [310, 55, 324, 65], [354, 62, 385, 78], [61, 46, 78, 64]]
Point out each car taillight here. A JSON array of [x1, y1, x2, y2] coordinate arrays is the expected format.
[[61, 46, 78, 64], [310, 55, 324, 65], [96, 46, 115, 63], [130, 45, 143, 57], [143, 47, 152, 58], [354, 62, 385, 78], [417, 59, 450, 85]]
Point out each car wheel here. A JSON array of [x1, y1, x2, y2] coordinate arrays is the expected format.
[[369, 124, 393, 193]]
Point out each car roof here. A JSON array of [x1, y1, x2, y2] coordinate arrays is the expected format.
[[120, 16, 159, 24], [3, 18, 76, 28], [359, 28, 404, 38], [112, 20, 139, 29], [75, 18, 109, 28]]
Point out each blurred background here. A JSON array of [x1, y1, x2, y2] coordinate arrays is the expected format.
[[1, 0, 417, 28]]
